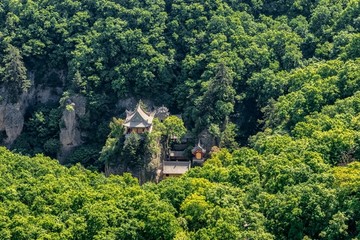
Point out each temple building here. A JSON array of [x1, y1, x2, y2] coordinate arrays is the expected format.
[[192, 141, 206, 165], [162, 161, 191, 178], [122, 102, 203, 180], [123, 102, 155, 134], [155, 106, 170, 122]]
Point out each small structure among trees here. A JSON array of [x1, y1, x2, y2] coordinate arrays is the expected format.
[[192, 141, 206, 165], [155, 106, 170, 122], [123, 102, 155, 134], [161, 115, 191, 179], [120, 101, 208, 180], [162, 161, 191, 178]]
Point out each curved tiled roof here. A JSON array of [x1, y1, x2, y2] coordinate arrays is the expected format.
[[123, 102, 155, 128], [191, 141, 206, 154], [163, 161, 191, 175]]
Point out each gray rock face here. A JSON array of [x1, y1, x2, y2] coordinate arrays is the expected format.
[[0, 69, 84, 157], [198, 129, 216, 153], [72, 95, 86, 117], [104, 139, 162, 184], [36, 87, 63, 104], [3, 104, 24, 145], [0, 70, 65, 145], [60, 103, 80, 147], [0, 103, 25, 145], [116, 97, 137, 110], [0, 74, 35, 145], [116, 98, 155, 114], [0, 104, 5, 132], [59, 95, 86, 162]]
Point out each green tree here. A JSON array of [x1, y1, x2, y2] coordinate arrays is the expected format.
[[219, 122, 239, 150], [123, 133, 143, 168], [162, 115, 187, 150], [0, 44, 30, 102], [99, 118, 125, 166], [196, 63, 236, 129]]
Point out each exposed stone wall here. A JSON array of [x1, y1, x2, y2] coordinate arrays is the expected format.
[[36, 86, 63, 104], [198, 129, 216, 153], [0, 73, 35, 145], [0, 70, 65, 146], [104, 136, 162, 184], [59, 95, 87, 162], [116, 98, 156, 114], [3, 104, 25, 145]]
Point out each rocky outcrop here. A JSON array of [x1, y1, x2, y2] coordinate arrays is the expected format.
[[198, 129, 216, 153], [105, 154, 161, 184], [0, 104, 5, 132], [0, 72, 36, 145], [0, 69, 66, 146], [59, 95, 86, 162], [0, 103, 26, 145], [116, 97, 137, 110], [116, 98, 156, 115], [36, 86, 63, 104], [104, 137, 162, 184], [60, 104, 80, 147], [3, 104, 25, 145]]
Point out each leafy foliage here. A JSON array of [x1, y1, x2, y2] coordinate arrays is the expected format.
[[0, 0, 360, 239], [0, 147, 180, 239], [0, 44, 30, 102]]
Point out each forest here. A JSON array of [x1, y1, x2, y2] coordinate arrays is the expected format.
[[0, 0, 360, 239]]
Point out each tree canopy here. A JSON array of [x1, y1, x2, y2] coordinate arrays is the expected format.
[[0, 0, 360, 238]]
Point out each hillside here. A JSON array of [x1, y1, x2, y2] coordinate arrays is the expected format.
[[0, 141, 359, 239], [0, 0, 358, 166], [0, 0, 360, 238]]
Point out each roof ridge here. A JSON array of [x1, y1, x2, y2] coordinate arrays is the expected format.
[[124, 101, 155, 127]]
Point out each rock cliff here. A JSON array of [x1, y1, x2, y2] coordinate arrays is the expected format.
[[0, 73, 35, 145], [59, 95, 87, 162], [0, 80, 66, 146]]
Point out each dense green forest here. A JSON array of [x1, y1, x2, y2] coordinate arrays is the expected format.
[[0, 0, 360, 238], [1, 144, 359, 239], [0, 0, 359, 161]]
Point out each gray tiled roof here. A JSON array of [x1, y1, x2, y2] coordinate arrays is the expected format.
[[163, 161, 191, 175], [124, 102, 155, 128]]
